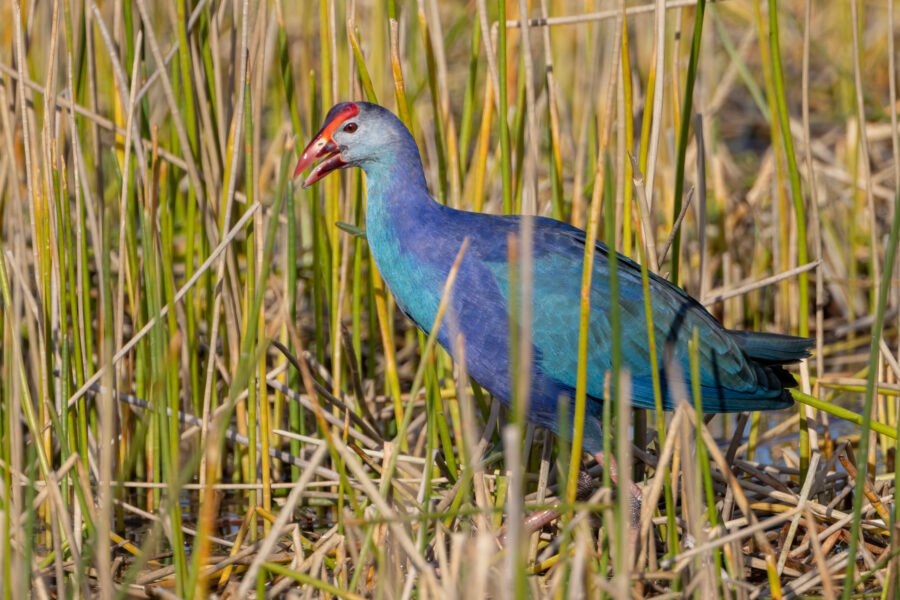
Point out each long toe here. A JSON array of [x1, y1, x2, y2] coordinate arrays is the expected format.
[[593, 451, 643, 547], [500, 467, 596, 544]]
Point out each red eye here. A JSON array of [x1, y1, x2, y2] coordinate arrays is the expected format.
[[343, 122, 358, 133]]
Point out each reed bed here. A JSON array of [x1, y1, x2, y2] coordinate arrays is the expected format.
[[1, 0, 899, 597]]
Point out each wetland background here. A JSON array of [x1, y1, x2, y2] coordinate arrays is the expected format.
[[1, 0, 900, 597]]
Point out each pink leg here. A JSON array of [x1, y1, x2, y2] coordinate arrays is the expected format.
[[593, 451, 643, 526], [516, 469, 595, 535], [507, 453, 642, 542], [497, 469, 593, 545], [594, 450, 642, 554]]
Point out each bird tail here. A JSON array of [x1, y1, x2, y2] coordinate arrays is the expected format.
[[729, 330, 814, 365]]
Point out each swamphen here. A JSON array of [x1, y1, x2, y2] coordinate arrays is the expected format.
[[294, 101, 813, 526]]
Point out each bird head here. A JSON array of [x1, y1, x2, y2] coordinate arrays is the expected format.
[[294, 101, 410, 188]]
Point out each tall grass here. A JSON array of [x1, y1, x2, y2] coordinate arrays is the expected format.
[[1, 0, 899, 597]]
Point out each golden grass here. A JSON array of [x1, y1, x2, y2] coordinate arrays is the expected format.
[[0, 0, 899, 597]]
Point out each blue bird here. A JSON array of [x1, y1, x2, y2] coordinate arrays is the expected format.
[[294, 101, 812, 516]]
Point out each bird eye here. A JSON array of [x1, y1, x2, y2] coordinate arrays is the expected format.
[[343, 122, 358, 133]]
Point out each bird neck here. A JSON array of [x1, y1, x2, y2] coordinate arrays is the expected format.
[[360, 143, 448, 334], [360, 140, 446, 307], [361, 143, 438, 228]]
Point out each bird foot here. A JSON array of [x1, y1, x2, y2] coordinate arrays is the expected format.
[[496, 454, 643, 552], [593, 451, 642, 553], [497, 468, 594, 545]]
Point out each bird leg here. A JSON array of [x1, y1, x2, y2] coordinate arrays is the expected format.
[[593, 450, 644, 568], [506, 451, 643, 544], [593, 450, 643, 527], [515, 468, 595, 536]]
